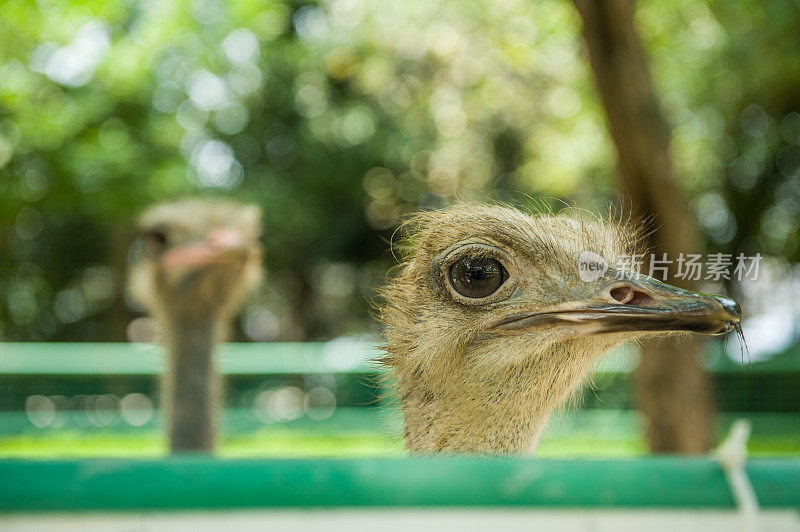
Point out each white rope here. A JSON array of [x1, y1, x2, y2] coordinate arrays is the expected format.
[[714, 419, 760, 532]]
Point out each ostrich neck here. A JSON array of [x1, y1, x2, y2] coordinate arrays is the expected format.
[[163, 312, 224, 452], [397, 345, 593, 454]]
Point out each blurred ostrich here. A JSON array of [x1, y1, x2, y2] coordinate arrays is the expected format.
[[130, 199, 262, 453], [380, 204, 740, 454]]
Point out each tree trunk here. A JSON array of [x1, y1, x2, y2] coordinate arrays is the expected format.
[[572, 0, 713, 453]]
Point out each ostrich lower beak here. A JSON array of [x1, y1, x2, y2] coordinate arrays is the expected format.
[[493, 276, 741, 337]]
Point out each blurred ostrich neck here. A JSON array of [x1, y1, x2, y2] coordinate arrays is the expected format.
[[163, 308, 227, 452], [398, 343, 595, 454]]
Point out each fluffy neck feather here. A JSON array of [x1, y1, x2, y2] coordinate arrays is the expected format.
[[390, 337, 617, 454]]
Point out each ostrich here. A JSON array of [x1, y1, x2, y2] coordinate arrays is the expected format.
[[129, 199, 262, 453], [379, 204, 740, 454]]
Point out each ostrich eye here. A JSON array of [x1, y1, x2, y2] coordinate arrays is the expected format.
[[449, 256, 508, 299], [142, 229, 168, 255]]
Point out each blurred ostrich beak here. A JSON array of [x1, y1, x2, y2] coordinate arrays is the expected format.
[[161, 228, 250, 272], [493, 275, 741, 337]]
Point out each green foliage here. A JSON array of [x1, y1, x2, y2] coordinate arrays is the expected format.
[[639, 0, 800, 257]]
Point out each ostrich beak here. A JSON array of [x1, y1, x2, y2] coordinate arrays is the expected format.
[[161, 229, 250, 272], [492, 275, 741, 337]]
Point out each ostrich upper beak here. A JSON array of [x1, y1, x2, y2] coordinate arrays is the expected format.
[[492, 275, 741, 337], [161, 229, 250, 272]]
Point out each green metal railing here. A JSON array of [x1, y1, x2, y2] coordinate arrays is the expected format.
[[0, 341, 380, 375], [1, 343, 798, 512], [1, 341, 797, 375], [0, 457, 799, 511]]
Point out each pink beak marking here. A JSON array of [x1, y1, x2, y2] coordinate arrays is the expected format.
[[161, 229, 246, 271]]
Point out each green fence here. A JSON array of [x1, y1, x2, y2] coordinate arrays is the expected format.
[[0, 341, 379, 375], [1, 343, 798, 461], [1, 342, 798, 414], [2, 341, 798, 375], [1, 457, 799, 512], [1, 343, 799, 513]]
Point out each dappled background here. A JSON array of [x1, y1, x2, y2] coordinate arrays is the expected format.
[[0, 0, 798, 456]]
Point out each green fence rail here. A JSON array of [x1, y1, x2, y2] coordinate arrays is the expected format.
[[1, 341, 797, 375], [0, 457, 799, 512], [0, 341, 380, 375]]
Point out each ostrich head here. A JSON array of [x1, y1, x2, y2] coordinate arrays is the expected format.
[[130, 199, 263, 329], [380, 204, 740, 454]]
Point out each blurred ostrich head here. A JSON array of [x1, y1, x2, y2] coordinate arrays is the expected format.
[[130, 198, 263, 327]]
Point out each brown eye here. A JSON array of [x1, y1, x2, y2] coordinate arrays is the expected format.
[[449, 256, 508, 299]]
